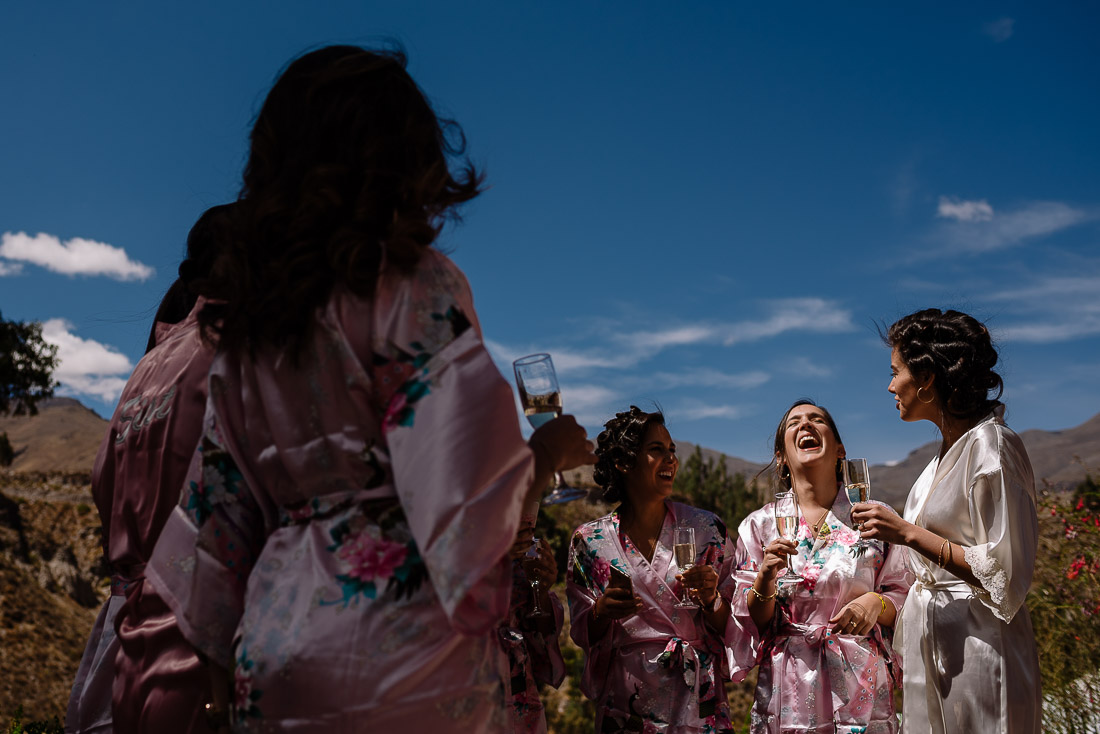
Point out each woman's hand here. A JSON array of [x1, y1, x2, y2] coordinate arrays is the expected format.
[[758, 537, 797, 585], [529, 414, 597, 473], [507, 522, 537, 561], [828, 598, 879, 636], [850, 502, 913, 546], [678, 564, 719, 606], [595, 571, 642, 622], [522, 538, 558, 586]]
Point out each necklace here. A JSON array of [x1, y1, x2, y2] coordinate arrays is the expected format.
[[809, 510, 831, 553]]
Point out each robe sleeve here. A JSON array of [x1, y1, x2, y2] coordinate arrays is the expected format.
[[700, 513, 741, 679], [521, 590, 566, 688], [146, 412, 274, 669], [566, 525, 615, 701], [875, 510, 914, 620], [721, 511, 779, 682], [374, 254, 533, 635], [963, 465, 1038, 623]]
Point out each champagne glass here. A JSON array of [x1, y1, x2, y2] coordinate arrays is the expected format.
[[843, 458, 871, 549], [523, 537, 550, 618], [774, 490, 804, 584], [674, 526, 698, 608], [513, 353, 587, 504]]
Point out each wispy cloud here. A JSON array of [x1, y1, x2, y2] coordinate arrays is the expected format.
[[41, 319, 134, 403], [983, 17, 1015, 43], [985, 272, 1100, 343], [929, 200, 1094, 255], [0, 260, 23, 276], [557, 383, 620, 424], [672, 401, 745, 421], [718, 299, 855, 345], [653, 367, 770, 390], [781, 356, 834, 379], [937, 196, 993, 222], [0, 231, 154, 281]]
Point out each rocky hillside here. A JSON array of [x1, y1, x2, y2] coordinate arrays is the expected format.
[[0, 398, 108, 474], [0, 472, 104, 722]]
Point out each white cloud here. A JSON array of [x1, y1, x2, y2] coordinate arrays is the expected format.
[[983, 271, 1100, 343], [41, 319, 134, 403], [983, 17, 1015, 43], [719, 299, 855, 345], [653, 367, 770, 390], [0, 231, 154, 281], [782, 356, 834, 379], [672, 401, 745, 421], [937, 196, 993, 222], [932, 201, 1094, 255], [0, 260, 24, 276]]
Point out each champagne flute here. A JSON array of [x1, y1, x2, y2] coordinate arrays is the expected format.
[[774, 490, 804, 584], [513, 353, 587, 504], [674, 526, 699, 608], [843, 458, 871, 549], [523, 537, 550, 618]]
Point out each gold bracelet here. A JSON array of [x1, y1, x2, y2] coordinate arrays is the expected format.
[[872, 592, 888, 615], [936, 537, 950, 567], [748, 584, 777, 601], [945, 541, 953, 566]]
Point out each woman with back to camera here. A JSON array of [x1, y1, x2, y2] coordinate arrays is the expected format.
[[725, 399, 911, 733], [145, 45, 594, 732], [852, 308, 1041, 732], [567, 406, 738, 733], [65, 203, 231, 734]]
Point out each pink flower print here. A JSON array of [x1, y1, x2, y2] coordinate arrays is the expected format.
[[834, 526, 860, 546], [643, 722, 659, 734], [382, 392, 409, 434], [234, 672, 252, 709], [337, 531, 409, 583], [591, 556, 611, 588], [801, 562, 821, 591]]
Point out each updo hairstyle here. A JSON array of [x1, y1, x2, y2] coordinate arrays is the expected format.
[[593, 406, 666, 505], [886, 308, 1003, 420]]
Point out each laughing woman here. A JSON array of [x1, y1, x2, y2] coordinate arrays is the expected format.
[[566, 406, 738, 733], [726, 400, 912, 733], [852, 309, 1041, 733]]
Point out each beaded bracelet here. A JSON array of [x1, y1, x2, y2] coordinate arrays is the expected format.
[[748, 584, 777, 601], [936, 537, 950, 567]]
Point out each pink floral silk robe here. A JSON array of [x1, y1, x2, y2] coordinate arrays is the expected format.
[[567, 501, 737, 734], [66, 300, 214, 734], [499, 562, 566, 734], [726, 494, 913, 734], [147, 250, 533, 732]]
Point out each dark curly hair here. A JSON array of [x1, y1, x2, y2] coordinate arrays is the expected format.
[[199, 44, 483, 357], [758, 399, 844, 489], [593, 406, 666, 505], [885, 308, 1003, 420], [145, 203, 237, 353]]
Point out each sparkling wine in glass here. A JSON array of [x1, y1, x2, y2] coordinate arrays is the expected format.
[[523, 537, 550, 618], [674, 526, 698, 608], [844, 458, 871, 549], [774, 490, 804, 584], [513, 353, 587, 504]]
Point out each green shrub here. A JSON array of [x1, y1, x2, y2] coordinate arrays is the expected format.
[[5, 706, 63, 734]]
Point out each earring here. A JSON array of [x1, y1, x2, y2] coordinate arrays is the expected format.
[[917, 386, 935, 404]]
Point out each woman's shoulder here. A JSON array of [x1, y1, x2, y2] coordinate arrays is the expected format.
[[736, 503, 775, 536], [670, 501, 730, 536], [572, 512, 614, 539], [965, 412, 1032, 477]]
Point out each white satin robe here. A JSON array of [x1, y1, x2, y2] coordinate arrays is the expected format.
[[898, 406, 1041, 733]]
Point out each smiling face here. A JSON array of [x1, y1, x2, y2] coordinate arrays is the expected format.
[[622, 421, 679, 505], [776, 403, 845, 480], [889, 347, 937, 423]]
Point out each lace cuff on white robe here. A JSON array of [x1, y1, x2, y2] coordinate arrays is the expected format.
[[964, 544, 1016, 623]]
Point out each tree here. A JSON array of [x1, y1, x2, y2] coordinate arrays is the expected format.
[[673, 445, 761, 532], [0, 311, 59, 416]]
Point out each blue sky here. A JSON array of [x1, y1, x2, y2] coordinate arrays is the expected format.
[[2, 2, 1098, 468]]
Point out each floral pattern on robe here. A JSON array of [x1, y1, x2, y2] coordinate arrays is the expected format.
[[567, 501, 737, 734], [725, 493, 912, 734], [499, 562, 566, 734], [898, 406, 1041, 733], [148, 250, 533, 732]]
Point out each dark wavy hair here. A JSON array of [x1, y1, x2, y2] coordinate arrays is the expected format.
[[758, 399, 844, 490], [199, 44, 483, 357], [145, 203, 237, 353], [593, 406, 666, 505], [885, 308, 1003, 420]]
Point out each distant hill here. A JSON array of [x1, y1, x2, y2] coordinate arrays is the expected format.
[[870, 412, 1100, 509], [0, 398, 108, 474]]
